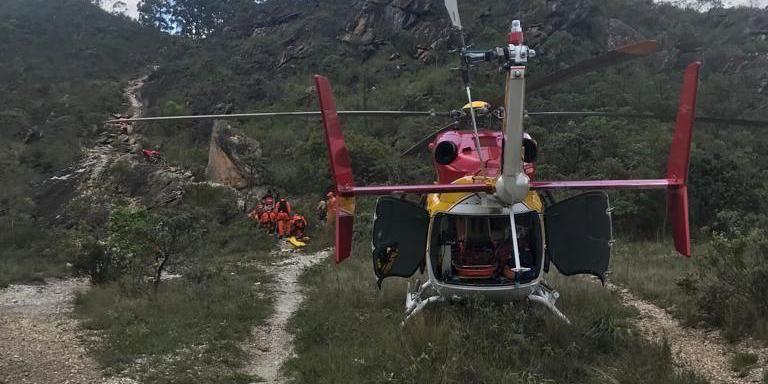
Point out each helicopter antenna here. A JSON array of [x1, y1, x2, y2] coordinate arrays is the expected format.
[[444, 0, 486, 173], [463, 74, 486, 173]]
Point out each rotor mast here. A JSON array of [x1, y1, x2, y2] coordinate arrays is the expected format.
[[495, 20, 533, 204], [451, 17, 535, 204]]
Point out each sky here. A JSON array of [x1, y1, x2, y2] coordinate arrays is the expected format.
[[662, 0, 768, 7], [102, 0, 140, 19], [101, 0, 768, 20]]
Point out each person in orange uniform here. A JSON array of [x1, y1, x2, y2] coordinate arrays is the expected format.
[[259, 209, 274, 232], [275, 198, 292, 238], [261, 190, 275, 211], [291, 214, 308, 239], [248, 204, 263, 224], [326, 192, 337, 227]]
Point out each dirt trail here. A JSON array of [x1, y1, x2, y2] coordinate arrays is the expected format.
[[0, 76, 150, 384], [243, 244, 329, 383], [0, 280, 135, 384], [610, 284, 768, 383], [123, 75, 147, 119]]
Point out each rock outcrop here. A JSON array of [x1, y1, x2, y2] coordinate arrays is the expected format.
[[338, 0, 598, 62], [205, 120, 263, 189], [340, 0, 448, 56]]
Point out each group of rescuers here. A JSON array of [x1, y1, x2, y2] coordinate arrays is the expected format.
[[247, 190, 338, 239]]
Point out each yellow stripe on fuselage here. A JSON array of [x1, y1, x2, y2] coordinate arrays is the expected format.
[[426, 176, 543, 215]]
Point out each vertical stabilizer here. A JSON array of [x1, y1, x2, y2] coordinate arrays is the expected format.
[[315, 75, 356, 263], [666, 61, 700, 257]]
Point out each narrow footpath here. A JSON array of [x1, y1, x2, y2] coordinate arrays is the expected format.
[[242, 244, 329, 383], [610, 284, 768, 383]]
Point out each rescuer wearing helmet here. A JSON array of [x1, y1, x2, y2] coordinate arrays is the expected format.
[[248, 204, 263, 224], [261, 190, 275, 211], [291, 214, 308, 239]]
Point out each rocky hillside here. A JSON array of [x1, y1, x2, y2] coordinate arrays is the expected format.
[[0, 0, 162, 284], [138, 0, 768, 233]]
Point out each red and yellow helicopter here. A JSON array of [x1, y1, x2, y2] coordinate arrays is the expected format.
[[109, 0, 768, 323]]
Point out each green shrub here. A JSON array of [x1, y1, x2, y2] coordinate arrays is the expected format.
[[730, 352, 758, 377], [678, 229, 768, 341], [66, 231, 118, 284]]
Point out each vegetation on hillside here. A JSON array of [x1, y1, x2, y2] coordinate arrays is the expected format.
[[70, 183, 278, 383], [137, 0, 768, 235], [0, 0, 162, 286]]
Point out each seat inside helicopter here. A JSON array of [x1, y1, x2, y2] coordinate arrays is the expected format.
[[430, 212, 543, 285]]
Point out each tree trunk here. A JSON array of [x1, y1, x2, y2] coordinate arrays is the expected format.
[[154, 252, 169, 291]]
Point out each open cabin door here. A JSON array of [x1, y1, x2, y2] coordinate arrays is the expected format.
[[372, 197, 429, 287], [544, 192, 613, 283]]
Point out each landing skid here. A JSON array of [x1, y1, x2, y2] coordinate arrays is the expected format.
[[528, 283, 571, 324], [402, 280, 444, 326], [402, 280, 571, 325]]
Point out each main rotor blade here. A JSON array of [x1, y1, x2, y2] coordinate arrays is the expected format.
[[400, 121, 459, 157], [106, 110, 438, 123], [528, 111, 768, 127], [526, 40, 658, 94], [444, 0, 462, 29]]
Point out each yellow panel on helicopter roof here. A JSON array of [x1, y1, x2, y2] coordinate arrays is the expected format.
[[462, 101, 491, 111], [427, 176, 493, 215]]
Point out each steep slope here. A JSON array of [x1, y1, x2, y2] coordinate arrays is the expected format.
[[0, 0, 164, 285]]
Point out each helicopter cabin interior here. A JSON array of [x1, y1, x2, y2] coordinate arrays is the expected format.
[[371, 193, 614, 288], [428, 212, 544, 285]]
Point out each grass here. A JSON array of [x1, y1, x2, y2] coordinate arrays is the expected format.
[[0, 224, 71, 287], [74, 219, 279, 383], [75, 255, 273, 383], [729, 352, 758, 377], [0, 248, 70, 287], [283, 239, 707, 384], [609, 240, 697, 312], [611, 237, 768, 342]]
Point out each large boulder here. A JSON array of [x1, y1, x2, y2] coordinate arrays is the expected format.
[[205, 120, 263, 189]]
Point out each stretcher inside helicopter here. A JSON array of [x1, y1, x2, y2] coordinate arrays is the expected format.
[[430, 212, 543, 285]]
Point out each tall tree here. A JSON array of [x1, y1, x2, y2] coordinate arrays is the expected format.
[[138, 0, 257, 38]]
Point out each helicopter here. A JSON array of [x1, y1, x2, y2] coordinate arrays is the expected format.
[[108, 0, 768, 324]]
